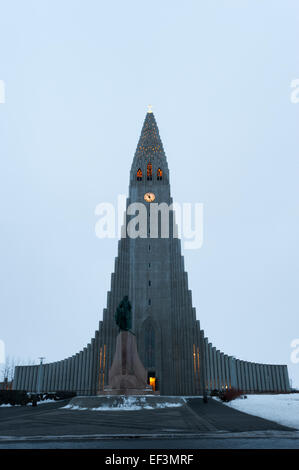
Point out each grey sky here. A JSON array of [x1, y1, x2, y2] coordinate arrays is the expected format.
[[0, 0, 298, 387]]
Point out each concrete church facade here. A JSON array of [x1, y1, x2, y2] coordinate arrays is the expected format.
[[14, 110, 290, 395]]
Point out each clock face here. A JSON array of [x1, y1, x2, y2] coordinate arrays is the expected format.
[[144, 192, 155, 202]]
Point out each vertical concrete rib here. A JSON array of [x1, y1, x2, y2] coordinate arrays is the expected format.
[[282, 365, 290, 391], [216, 351, 222, 390], [204, 339, 210, 393]]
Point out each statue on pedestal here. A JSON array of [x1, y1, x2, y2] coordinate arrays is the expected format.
[[115, 295, 132, 332], [105, 296, 153, 395]]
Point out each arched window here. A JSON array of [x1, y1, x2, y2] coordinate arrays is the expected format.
[[157, 168, 163, 180], [136, 168, 142, 181], [147, 162, 152, 181]]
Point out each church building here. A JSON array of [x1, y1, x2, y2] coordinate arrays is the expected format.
[[14, 109, 291, 395]]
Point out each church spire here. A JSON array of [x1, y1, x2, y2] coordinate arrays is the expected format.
[[134, 108, 166, 160], [130, 107, 170, 188]]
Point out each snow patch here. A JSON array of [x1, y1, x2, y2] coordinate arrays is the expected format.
[[222, 394, 299, 430], [62, 396, 184, 411]]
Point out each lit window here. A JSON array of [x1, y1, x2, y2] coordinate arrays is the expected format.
[[157, 168, 163, 180], [137, 168, 142, 181], [147, 162, 152, 180]]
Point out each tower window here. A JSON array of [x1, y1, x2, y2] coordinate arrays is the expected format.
[[147, 162, 152, 180], [148, 299, 151, 305], [149, 280, 151, 286], [137, 168, 142, 181], [157, 168, 163, 180]]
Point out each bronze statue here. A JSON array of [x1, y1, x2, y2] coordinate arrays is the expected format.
[[115, 295, 132, 332]]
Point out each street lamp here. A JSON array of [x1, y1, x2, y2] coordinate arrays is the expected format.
[[37, 357, 45, 394]]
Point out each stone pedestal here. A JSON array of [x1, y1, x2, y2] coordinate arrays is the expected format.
[[101, 330, 153, 395]]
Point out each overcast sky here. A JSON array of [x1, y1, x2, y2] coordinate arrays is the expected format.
[[0, 0, 298, 387]]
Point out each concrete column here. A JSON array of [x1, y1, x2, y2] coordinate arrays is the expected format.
[[251, 363, 257, 392], [57, 361, 63, 390], [52, 362, 58, 391], [247, 363, 253, 392], [255, 364, 261, 392], [32, 366, 37, 392], [277, 366, 284, 392], [212, 347, 217, 390], [78, 351, 83, 395], [85, 346, 90, 394], [73, 355, 79, 391], [43, 364, 49, 392], [229, 357, 238, 388], [260, 364, 265, 391], [219, 353, 225, 390], [224, 355, 229, 389], [243, 362, 249, 393], [271, 365, 277, 391], [86, 345, 91, 395], [56, 361, 62, 390], [66, 358, 71, 391], [277, 365, 283, 391], [63, 359, 69, 390], [90, 338, 96, 395], [21, 367, 26, 390], [216, 350, 221, 390], [69, 356, 74, 391], [208, 343, 213, 390], [59, 360, 64, 390], [267, 364, 274, 392], [82, 348, 88, 395], [46, 363, 52, 391], [236, 359, 241, 390], [13, 367, 20, 390], [29, 366, 34, 392], [263, 365, 269, 391], [273, 366, 279, 392], [282, 365, 290, 391], [22, 367, 28, 391], [238, 361, 244, 391], [74, 353, 80, 392], [16, 367, 23, 390], [27, 367, 33, 392], [37, 361, 45, 394], [50, 362, 55, 391], [204, 339, 210, 393], [65, 358, 70, 390]]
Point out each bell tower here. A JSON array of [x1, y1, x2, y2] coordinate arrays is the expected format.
[[123, 107, 198, 394]]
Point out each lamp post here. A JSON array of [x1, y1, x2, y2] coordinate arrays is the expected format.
[[37, 357, 45, 395]]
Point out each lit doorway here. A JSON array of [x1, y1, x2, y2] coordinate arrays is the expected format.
[[148, 371, 158, 392]]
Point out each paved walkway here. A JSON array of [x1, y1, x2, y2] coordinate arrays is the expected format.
[[0, 397, 296, 448]]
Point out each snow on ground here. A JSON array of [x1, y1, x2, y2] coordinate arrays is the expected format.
[[222, 394, 299, 430], [28, 399, 57, 406], [63, 396, 184, 411], [0, 399, 57, 407]]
